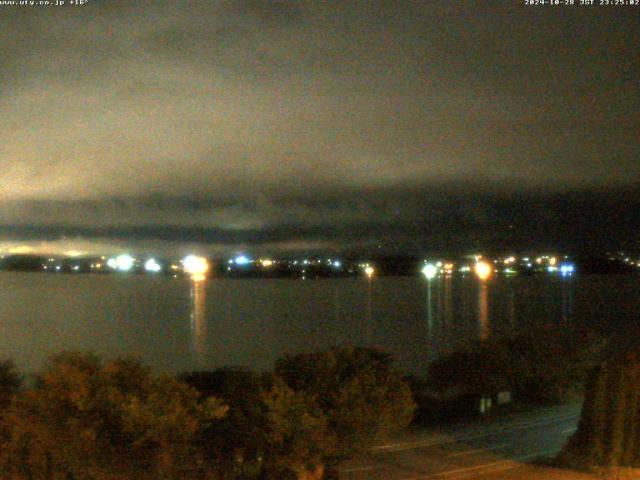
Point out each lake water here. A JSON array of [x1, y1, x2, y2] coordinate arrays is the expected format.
[[0, 272, 638, 375]]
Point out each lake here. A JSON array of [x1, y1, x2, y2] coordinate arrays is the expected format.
[[0, 272, 638, 375]]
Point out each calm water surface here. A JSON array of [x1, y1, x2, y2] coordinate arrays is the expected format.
[[1, 272, 638, 375]]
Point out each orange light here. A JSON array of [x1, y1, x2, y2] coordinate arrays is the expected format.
[[474, 261, 492, 281], [183, 255, 209, 280]]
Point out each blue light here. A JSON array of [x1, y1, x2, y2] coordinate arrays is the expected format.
[[234, 255, 251, 265], [559, 263, 575, 276]]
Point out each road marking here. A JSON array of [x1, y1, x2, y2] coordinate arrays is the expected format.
[[373, 413, 579, 452], [446, 444, 508, 457], [562, 427, 577, 434], [401, 449, 558, 479]]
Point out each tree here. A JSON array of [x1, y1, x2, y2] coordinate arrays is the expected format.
[[428, 344, 511, 399], [275, 347, 415, 462], [182, 369, 332, 480], [259, 378, 330, 480], [181, 368, 269, 478], [0, 359, 22, 408], [0, 352, 227, 480], [428, 326, 604, 406]]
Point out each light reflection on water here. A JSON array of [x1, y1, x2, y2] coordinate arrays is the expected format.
[[0, 272, 635, 375], [478, 282, 490, 341], [190, 278, 207, 368]]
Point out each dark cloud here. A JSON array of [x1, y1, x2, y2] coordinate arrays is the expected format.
[[1, 184, 638, 256], [0, 1, 638, 253]]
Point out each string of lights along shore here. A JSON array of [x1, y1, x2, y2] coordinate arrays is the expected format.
[[0, 251, 598, 279]]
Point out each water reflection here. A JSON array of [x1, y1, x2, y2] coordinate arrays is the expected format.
[[190, 278, 207, 367], [478, 282, 489, 340], [333, 282, 341, 324], [6, 270, 638, 377], [506, 282, 516, 327], [561, 277, 574, 324], [425, 280, 433, 334], [366, 276, 373, 345], [442, 276, 453, 326]]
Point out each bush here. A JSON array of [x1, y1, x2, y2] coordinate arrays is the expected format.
[[275, 347, 416, 462], [182, 369, 331, 480], [259, 377, 330, 480], [182, 368, 270, 478], [428, 326, 604, 405], [0, 359, 21, 408], [0, 352, 227, 480]]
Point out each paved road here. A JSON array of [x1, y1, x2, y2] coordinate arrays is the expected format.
[[338, 403, 582, 479]]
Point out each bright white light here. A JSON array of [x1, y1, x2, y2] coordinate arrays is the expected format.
[[333, 260, 342, 268], [115, 254, 134, 272], [547, 266, 558, 273], [106, 258, 117, 269], [234, 255, 250, 265], [260, 259, 274, 267], [183, 255, 209, 279], [421, 263, 438, 280], [364, 266, 375, 278], [145, 258, 162, 273]]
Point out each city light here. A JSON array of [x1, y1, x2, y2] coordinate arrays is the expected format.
[[145, 258, 162, 273], [421, 263, 438, 280], [474, 260, 492, 281], [560, 263, 575, 276], [333, 260, 342, 268], [183, 255, 209, 280], [364, 266, 375, 278], [260, 259, 274, 267], [115, 254, 134, 272], [234, 255, 251, 265]]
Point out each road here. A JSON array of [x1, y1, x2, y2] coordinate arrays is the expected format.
[[338, 403, 582, 479]]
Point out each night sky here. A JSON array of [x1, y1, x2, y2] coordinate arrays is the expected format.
[[1, 1, 638, 256]]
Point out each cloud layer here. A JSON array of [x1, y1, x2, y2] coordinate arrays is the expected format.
[[0, 1, 638, 253]]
